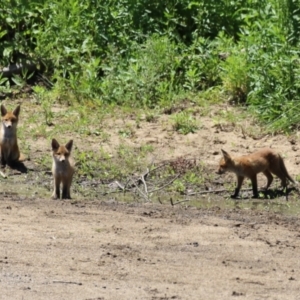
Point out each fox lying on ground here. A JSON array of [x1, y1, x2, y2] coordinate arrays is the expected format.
[[51, 138, 75, 199], [217, 148, 295, 198], [0, 104, 24, 167]]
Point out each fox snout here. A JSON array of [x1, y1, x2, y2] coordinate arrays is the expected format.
[[4, 121, 12, 128], [216, 167, 226, 175], [59, 156, 66, 163]]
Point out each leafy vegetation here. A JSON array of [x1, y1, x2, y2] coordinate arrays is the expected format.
[[171, 111, 199, 135], [1, 0, 300, 131]]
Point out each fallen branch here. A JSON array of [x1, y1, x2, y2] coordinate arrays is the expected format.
[[171, 198, 189, 206], [123, 168, 150, 191], [140, 168, 149, 194], [115, 180, 125, 191], [53, 280, 82, 285], [130, 178, 149, 202], [186, 188, 253, 196], [149, 174, 180, 194], [0, 170, 7, 178]]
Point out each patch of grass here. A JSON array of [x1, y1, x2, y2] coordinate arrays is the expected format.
[[33, 86, 55, 126], [139, 144, 154, 155], [172, 179, 186, 194], [35, 153, 52, 171], [74, 149, 101, 178], [118, 125, 134, 138], [171, 111, 199, 134], [116, 143, 148, 173], [145, 109, 160, 123]]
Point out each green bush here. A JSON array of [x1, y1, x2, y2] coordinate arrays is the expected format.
[[100, 35, 182, 107], [1, 0, 300, 131]]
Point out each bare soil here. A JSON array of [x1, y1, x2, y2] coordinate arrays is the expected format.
[[2, 198, 300, 299], [1, 101, 300, 299]]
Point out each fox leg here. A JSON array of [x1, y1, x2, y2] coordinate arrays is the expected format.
[[262, 170, 273, 190], [52, 178, 60, 199], [62, 179, 72, 199], [62, 184, 71, 199], [250, 175, 259, 198], [279, 177, 287, 189], [0, 157, 5, 168], [232, 176, 244, 198], [277, 175, 288, 199], [62, 186, 68, 199], [0, 148, 6, 168]]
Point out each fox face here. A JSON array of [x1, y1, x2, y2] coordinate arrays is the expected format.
[[52, 139, 73, 163], [217, 149, 233, 174], [1, 104, 20, 136]]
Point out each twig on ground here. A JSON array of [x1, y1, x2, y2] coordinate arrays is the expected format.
[[0, 170, 7, 178], [171, 198, 190, 206], [53, 280, 82, 285], [115, 180, 125, 191], [130, 178, 149, 202], [149, 174, 180, 194], [140, 168, 149, 195], [186, 188, 253, 196]]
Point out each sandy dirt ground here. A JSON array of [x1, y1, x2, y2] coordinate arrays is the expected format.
[[1, 102, 300, 299], [1, 198, 300, 300]]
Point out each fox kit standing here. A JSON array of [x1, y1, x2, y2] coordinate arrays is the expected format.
[[0, 104, 23, 167], [51, 138, 75, 199], [217, 148, 295, 198]]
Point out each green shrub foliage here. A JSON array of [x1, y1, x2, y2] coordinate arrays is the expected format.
[[1, 0, 300, 130]]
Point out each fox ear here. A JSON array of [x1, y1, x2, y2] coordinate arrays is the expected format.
[[13, 105, 21, 117], [52, 138, 60, 151], [1, 104, 7, 116], [221, 149, 231, 161], [65, 140, 73, 152]]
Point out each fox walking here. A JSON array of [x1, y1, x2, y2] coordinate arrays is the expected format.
[[217, 148, 295, 198], [51, 138, 75, 199]]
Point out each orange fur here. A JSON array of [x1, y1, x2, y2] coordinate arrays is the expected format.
[[0, 104, 23, 167], [217, 148, 295, 198], [51, 139, 75, 199]]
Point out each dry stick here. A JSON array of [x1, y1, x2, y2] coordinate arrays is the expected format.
[[171, 198, 188, 206], [0, 170, 7, 178], [123, 168, 150, 193], [115, 180, 125, 191], [130, 178, 149, 202], [123, 178, 132, 193], [140, 168, 149, 195], [146, 162, 171, 175], [53, 280, 82, 285], [148, 174, 180, 194], [186, 188, 254, 196]]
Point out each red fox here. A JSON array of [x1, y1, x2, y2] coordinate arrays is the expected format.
[[217, 148, 295, 198], [0, 104, 24, 167], [51, 138, 75, 199]]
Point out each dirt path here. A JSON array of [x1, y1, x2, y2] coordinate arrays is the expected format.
[[1, 197, 300, 300]]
